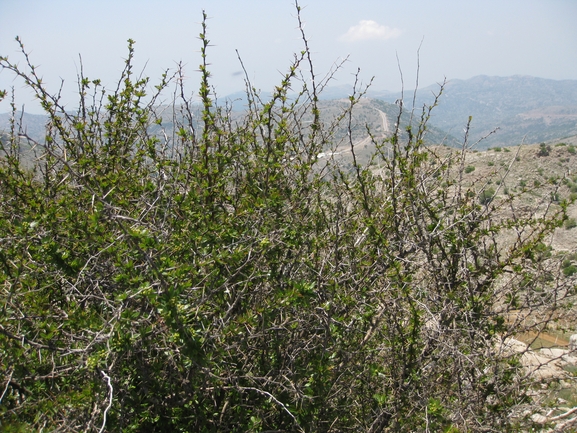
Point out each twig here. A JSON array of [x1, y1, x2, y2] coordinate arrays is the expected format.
[[0, 369, 14, 404], [98, 370, 114, 433]]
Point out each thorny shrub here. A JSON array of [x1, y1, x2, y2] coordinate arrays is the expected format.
[[1, 6, 576, 432]]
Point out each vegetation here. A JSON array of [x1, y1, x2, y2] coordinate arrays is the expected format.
[[1, 7, 576, 432], [562, 254, 577, 277], [566, 218, 577, 230], [537, 143, 551, 157], [478, 187, 496, 205]]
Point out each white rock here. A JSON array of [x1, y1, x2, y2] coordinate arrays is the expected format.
[[531, 413, 548, 424], [569, 334, 577, 351]]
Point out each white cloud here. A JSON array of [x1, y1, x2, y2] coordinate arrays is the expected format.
[[339, 20, 401, 42]]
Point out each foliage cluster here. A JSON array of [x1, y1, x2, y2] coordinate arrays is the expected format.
[[1, 8, 576, 432], [537, 143, 551, 157]]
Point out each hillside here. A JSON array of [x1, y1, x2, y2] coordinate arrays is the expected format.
[[3, 75, 576, 154], [453, 142, 577, 410], [0, 112, 49, 141], [459, 141, 577, 252], [378, 75, 577, 149], [0, 98, 460, 161], [247, 76, 577, 151]]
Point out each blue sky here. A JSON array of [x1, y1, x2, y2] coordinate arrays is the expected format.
[[1, 0, 576, 113]]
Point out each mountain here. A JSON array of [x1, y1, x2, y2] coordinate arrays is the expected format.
[[0, 98, 458, 152], [377, 75, 577, 149], [218, 85, 396, 112], [310, 98, 460, 167], [3, 75, 575, 152], [0, 112, 49, 142], [221, 75, 577, 150]]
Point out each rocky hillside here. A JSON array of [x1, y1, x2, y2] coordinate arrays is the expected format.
[[460, 141, 577, 429], [460, 140, 577, 251]]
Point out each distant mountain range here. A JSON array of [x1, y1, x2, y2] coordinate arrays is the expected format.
[[395, 75, 577, 149], [306, 75, 577, 149], [162, 75, 577, 150], [2, 75, 576, 150]]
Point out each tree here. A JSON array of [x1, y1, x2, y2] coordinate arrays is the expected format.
[[1, 5, 575, 432]]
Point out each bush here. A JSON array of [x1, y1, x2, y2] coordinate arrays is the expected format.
[[1, 9, 575, 433], [563, 264, 577, 277], [537, 143, 551, 157], [479, 187, 496, 205], [465, 165, 475, 173]]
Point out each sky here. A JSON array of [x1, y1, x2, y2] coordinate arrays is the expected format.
[[1, 0, 576, 114]]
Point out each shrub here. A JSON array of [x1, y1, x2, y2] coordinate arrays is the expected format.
[[465, 165, 475, 173], [537, 143, 551, 157], [0, 9, 575, 433], [479, 187, 496, 205], [563, 265, 577, 277], [565, 218, 577, 230]]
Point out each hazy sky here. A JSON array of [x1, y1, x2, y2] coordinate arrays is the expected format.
[[1, 0, 576, 114]]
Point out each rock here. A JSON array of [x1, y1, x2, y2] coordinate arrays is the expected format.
[[531, 413, 548, 424], [540, 348, 568, 359], [503, 337, 527, 353], [569, 334, 577, 351]]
